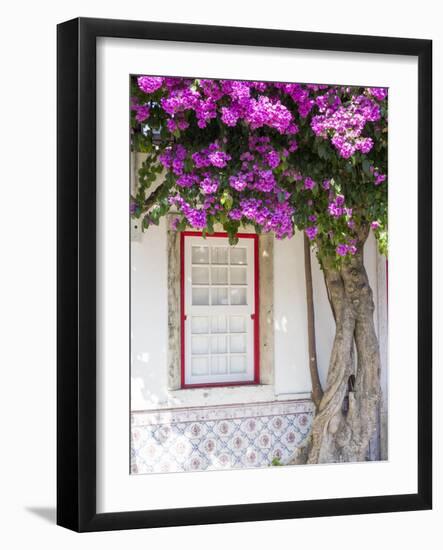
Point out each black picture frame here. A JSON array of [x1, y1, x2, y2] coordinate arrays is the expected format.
[[57, 17, 432, 532]]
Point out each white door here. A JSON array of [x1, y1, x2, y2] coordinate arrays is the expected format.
[[183, 234, 256, 386]]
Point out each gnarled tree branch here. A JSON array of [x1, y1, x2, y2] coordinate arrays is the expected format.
[[304, 234, 323, 409], [131, 182, 167, 215]]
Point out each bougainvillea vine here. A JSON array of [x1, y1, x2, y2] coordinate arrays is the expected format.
[[130, 76, 387, 264]]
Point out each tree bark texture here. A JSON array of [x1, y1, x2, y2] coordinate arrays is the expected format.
[[303, 234, 323, 410], [290, 229, 381, 464]]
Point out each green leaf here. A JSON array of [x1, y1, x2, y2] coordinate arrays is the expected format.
[[228, 234, 239, 246], [220, 191, 233, 211], [177, 218, 187, 231], [362, 159, 371, 175]]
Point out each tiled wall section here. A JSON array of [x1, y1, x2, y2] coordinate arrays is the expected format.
[[131, 399, 314, 474]]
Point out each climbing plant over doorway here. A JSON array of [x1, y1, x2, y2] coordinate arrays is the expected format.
[[130, 76, 388, 464]]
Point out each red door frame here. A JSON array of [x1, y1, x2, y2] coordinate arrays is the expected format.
[[180, 231, 260, 389]]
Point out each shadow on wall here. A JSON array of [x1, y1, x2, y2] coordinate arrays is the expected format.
[[25, 507, 56, 524]]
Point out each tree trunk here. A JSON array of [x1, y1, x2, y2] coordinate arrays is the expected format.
[[304, 234, 323, 410], [290, 230, 381, 464]]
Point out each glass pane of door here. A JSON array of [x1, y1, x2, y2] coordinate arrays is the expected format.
[[186, 235, 254, 385]]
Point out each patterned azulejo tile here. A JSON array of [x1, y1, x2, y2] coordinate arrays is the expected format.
[[131, 400, 314, 474]]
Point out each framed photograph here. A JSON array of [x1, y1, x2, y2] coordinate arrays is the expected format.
[[57, 17, 432, 532]]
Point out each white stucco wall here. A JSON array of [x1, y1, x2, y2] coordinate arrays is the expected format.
[[273, 232, 311, 397], [275, 230, 382, 395], [131, 220, 387, 412], [131, 218, 169, 409]]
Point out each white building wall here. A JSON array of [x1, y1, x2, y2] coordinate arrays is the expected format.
[[274, 230, 381, 395], [131, 222, 386, 412], [273, 232, 311, 397], [131, 218, 169, 410]]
